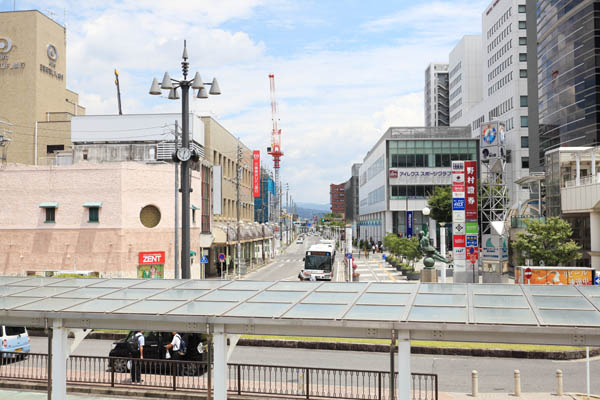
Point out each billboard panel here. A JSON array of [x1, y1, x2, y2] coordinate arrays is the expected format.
[[252, 150, 261, 198]]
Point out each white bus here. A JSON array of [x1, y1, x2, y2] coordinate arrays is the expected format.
[[301, 243, 335, 281]]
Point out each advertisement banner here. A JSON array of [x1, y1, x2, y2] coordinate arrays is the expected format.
[[138, 251, 165, 265], [453, 247, 466, 260], [406, 211, 413, 238], [465, 222, 478, 234], [452, 210, 465, 222], [389, 170, 398, 178], [453, 235, 466, 247], [464, 161, 478, 220], [453, 222, 465, 235], [137, 264, 164, 279], [516, 267, 594, 285], [252, 150, 261, 198], [452, 198, 465, 210], [466, 234, 478, 247]]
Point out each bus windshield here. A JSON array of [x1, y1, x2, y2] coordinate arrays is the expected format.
[[304, 255, 332, 272]]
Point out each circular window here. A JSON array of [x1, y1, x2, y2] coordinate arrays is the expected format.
[[140, 205, 161, 228]]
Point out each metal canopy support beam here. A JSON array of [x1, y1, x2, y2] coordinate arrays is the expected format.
[[51, 319, 68, 399], [69, 328, 91, 354], [397, 330, 411, 400], [213, 324, 228, 400]]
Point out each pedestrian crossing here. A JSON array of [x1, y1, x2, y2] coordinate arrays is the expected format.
[[351, 258, 406, 282]]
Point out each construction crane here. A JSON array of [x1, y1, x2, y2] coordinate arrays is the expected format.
[[114, 69, 123, 115], [267, 74, 283, 247]]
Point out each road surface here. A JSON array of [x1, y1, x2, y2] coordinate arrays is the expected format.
[[28, 337, 600, 394]]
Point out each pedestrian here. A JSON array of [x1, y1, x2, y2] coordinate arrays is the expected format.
[[298, 270, 304, 281], [365, 246, 369, 259], [130, 330, 144, 383], [372, 244, 376, 254], [165, 331, 182, 361]]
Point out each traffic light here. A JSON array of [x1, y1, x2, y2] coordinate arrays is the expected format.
[[321, 218, 325, 222]]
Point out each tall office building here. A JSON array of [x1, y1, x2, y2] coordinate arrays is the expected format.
[[330, 182, 346, 216], [535, 0, 600, 167], [449, 35, 483, 125], [0, 10, 85, 165], [424, 63, 450, 127], [453, 0, 534, 210]]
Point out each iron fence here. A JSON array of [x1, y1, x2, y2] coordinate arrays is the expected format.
[[0, 351, 437, 399]]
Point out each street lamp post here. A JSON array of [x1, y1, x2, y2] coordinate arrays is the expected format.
[[422, 206, 446, 283], [149, 40, 220, 279]]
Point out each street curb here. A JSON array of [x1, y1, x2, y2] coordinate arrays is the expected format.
[[28, 329, 600, 360]]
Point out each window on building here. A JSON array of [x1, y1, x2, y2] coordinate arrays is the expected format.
[[519, 37, 527, 45], [520, 69, 528, 78], [519, 53, 527, 62], [88, 207, 99, 223], [518, 4, 526, 12], [518, 21, 527, 29], [45, 208, 55, 223], [521, 136, 529, 148], [520, 116, 529, 127], [521, 157, 529, 169], [520, 96, 528, 107], [47, 144, 64, 154]]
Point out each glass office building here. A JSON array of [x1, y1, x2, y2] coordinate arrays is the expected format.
[[536, 0, 600, 166]]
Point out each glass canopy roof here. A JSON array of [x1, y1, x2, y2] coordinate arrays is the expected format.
[[1, 277, 599, 328]]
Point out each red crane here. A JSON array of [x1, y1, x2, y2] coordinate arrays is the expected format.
[[268, 73, 283, 169]]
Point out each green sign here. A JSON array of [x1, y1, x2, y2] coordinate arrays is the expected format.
[[137, 264, 164, 279], [465, 222, 478, 234]]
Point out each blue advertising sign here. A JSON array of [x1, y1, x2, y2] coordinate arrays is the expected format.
[[466, 234, 478, 247], [452, 198, 465, 211], [406, 211, 413, 238]]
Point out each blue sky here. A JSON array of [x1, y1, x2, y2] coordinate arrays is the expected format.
[[1, 0, 487, 204]]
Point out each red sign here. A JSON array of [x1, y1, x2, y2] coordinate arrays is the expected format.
[[464, 161, 478, 220], [389, 170, 398, 178], [524, 268, 532, 279], [138, 251, 165, 265], [467, 246, 478, 262], [453, 235, 466, 247], [252, 150, 260, 198]]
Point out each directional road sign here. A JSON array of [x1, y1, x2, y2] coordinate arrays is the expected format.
[[345, 253, 352, 259], [200, 256, 208, 264], [595, 275, 600, 285]]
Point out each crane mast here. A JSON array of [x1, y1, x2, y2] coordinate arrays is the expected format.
[[268, 74, 283, 249]]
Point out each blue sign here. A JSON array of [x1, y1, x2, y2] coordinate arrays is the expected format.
[[218, 253, 226, 262], [200, 256, 208, 264], [307, 223, 311, 227], [466, 235, 478, 247], [595, 275, 600, 285], [406, 211, 413, 238], [345, 253, 352, 259], [452, 198, 465, 211]]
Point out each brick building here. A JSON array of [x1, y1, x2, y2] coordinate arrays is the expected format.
[[330, 182, 346, 217]]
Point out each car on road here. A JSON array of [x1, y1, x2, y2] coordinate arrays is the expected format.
[[109, 331, 209, 375], [296, 237, 304, 244], [1, 325, 30, 359]]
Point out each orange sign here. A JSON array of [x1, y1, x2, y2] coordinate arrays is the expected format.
[[517, 267, 593, 285]]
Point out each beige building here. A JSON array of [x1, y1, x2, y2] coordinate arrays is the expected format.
[[0, 10, 84, 165], [0, 162, 205, 278]]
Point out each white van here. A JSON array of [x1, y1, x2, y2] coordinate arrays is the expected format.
[[1, 325, 30, 358]]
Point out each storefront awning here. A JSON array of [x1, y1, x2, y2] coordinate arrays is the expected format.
[[212, 223, 273, 245]]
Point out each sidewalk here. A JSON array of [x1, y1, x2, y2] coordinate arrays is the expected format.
[[0, 389, 135, 399], [440, 393, 579, 399]]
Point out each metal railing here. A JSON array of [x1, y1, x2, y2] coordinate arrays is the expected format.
[[0, 352, 437, 400]]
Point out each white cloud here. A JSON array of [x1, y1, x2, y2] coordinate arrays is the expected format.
[[18, 1, 487, 204]]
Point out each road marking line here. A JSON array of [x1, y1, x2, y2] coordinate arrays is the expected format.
[[376, 260, 397, 282]]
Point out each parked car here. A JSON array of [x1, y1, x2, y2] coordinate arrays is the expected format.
[[296, 237, 304, 244], [109, 331, 209, 375], [1, 325, 30, 359]]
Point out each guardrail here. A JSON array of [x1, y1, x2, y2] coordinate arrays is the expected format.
[[0, 352, 437, 400]]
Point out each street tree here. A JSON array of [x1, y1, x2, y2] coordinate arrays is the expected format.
[[426, 186, 452, 223], [511, 217, 582, 266]]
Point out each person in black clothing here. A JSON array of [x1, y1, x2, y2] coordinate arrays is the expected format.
[[130, 331, 144, 383]]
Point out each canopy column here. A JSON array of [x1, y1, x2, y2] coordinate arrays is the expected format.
[[51, 319, 69, 399], [213, 324, 228, 400], [397, 330, 411, 400]]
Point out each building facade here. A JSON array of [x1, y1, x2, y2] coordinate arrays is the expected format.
[[344, 163, 361, 237], [536, 0, 600, 168], [449, 35, 483, 125], [0, 163, 204, 278], [0, 10, 85, 166], [358, 127, 477, 244], [424, 63, 450, 127], [254, 168, 275, 223], [330, 182, 346, 216]]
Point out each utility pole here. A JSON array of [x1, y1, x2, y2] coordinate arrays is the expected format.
[[236, 139, 242, 279], [173, 120, 180, 279], [286, 183, 289, 245], [114, 69, 123, 115]]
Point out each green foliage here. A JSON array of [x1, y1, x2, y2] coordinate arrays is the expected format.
[[383, 234, 422, 267], [426, 186, 452, 223], [511, 217, 582, 266]]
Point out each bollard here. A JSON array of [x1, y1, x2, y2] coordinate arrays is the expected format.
[[514, 369, 521, 397], [471, 370, 479, 397], [556, 369, 563, 396]]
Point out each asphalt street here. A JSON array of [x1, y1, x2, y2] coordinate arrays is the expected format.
[[28, 337, 599, 394]]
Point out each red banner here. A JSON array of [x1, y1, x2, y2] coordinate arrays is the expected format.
[[252, 150, 260, 198], [464, 161, 477, 220], [138, 251, 165, 265]]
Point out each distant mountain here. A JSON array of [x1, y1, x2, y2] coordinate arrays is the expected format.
[[296, 207, 326, 220], [296, 202, 330, 212]]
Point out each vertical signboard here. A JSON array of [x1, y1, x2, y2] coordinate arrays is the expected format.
[[252, 150, 261, 198], [464, 160, 478, 270], [451, 161, 466, 271], [406, 211, 413, 238], [137, 251, 165, 279]]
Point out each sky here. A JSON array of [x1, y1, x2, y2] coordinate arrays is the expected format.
[[2, 0, 487, 205]]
